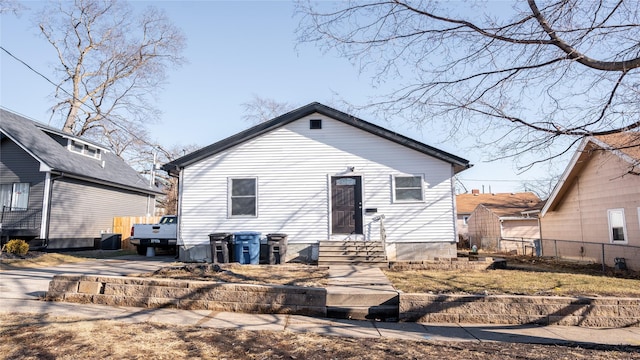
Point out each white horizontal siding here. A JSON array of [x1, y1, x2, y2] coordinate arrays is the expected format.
[[180, 114, 456, 246]]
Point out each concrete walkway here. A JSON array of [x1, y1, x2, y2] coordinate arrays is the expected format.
[[325, 265, 399, 320], [1, 255, 640, 346]]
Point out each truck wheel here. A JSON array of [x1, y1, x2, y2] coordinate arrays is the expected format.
[[136, 245, 147, 256]]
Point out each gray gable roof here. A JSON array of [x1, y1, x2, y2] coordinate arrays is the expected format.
[[164, 102, 471, 175], [0, 108, 161, 195]]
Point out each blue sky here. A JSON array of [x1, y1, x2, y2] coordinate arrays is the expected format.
[[0, 1, 559, 195]]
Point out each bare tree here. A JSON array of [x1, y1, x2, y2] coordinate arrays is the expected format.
[[522, 175, 561, 199], [147, 143, 200, 215], [296, 0, 640, 169], [241, 95, 297, 124], [37, 0, 185, 159], [0, 0, 25, 14]]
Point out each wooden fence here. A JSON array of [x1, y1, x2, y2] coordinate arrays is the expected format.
[[112, 216, 162, 251]]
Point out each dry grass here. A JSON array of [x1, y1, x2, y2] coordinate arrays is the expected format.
[[0, 252, 86, 270], [132, 263, 330, 287], [0, 250, 137, 270], [384, 255, 640, 298], [384, 268, 640, 297], [4, 251, 640, 297], [3, 254, 640, 358], [1, 313, 637, 360]]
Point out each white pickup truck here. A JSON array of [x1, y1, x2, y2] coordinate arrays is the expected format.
[[129, 215, 178, 255]]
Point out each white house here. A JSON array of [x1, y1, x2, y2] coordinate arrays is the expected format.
[[164, 103, 471, 263]]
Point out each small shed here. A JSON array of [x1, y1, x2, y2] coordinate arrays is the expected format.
[[463, 192, 541, 253]]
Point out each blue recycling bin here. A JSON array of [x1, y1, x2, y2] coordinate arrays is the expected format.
[[533, 239, 542, 257], [233, 231, 261, 264]]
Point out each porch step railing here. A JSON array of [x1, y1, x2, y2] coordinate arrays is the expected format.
[[1, 206, 42, 231]]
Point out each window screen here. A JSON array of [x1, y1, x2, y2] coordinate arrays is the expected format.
[[608, 209, 626, 242], [394, 175, 424, 201], [230, 178, 257, 216], [0, 183, 29, 211]]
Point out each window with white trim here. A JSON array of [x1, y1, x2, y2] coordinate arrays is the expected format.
[[68, 140, 101, 159], [0, 183, 30, 211], [229, 178, 257, 217], [607, 208, 627, 243], [393, 175, 424, 202]]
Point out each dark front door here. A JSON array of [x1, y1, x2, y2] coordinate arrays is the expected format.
[[331, 176, 363, 235]]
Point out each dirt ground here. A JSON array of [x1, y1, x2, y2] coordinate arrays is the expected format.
[[3, 252, 640, 358], [1, 313, 638, 360], [0, 250, 48, 261], [502, 254, 636, 274], [131, 263, 330, 287]]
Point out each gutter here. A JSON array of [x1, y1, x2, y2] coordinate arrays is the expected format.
[[49, 170, 162, 196]]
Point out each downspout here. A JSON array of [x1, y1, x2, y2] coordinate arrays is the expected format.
[[176, 169, 183, 248], [450, 164, 462, 258], [42, 172, 66, 247], [451, 165, 459, 247], [40, 172, 52, 246], [576, 177, 585, 242], [146, 194, 152, 216], [537, 216, 543, 256]]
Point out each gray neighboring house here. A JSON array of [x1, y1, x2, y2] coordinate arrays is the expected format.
[[0, 108, 161, 249]]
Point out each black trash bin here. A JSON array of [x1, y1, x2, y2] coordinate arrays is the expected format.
[[266, 233, 288, 264], [100, 233, 122, 250], [209, 233, 233, 264]]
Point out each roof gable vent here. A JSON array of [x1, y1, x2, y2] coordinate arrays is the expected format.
[[310, 119, 322, 129]]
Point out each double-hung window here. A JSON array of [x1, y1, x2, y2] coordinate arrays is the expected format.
[[0, 183, 30, 211], [229, 178, 257, 217], [393, 175, 424, 202], [607, 208, 627, 243]]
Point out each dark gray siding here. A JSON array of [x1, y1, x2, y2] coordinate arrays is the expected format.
[[0, 138, 46, 214], [44, 132, 68, 147], [47, 178, 153, 248]]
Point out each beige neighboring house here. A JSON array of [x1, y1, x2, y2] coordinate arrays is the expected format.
[[540, 133, 640, 269], [456, 190, 541, 252]]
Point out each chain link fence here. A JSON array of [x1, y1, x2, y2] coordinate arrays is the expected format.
[[472, 236, 639, 271], [539, 238, 639, 271]]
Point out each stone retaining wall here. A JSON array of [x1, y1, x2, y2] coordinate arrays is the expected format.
[[400, 293, 640, 327], [389, 257, 498, 271], [47, 274, 640, 328], [47, 274, 327, 317]]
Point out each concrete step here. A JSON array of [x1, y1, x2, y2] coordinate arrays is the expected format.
[[319, 261, 389, 268], [318, 240, 388, 267], [319, 255, 387, 261], [320, 246, 384, 251], [319, 242, 385, 247], [326, 305, 399, 321], [318, 257, 388, 265], [326, 290, 398, 307], [324, 265, 398, 321], [319, 241, 384, 248], [319, 248, 385, 254]]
